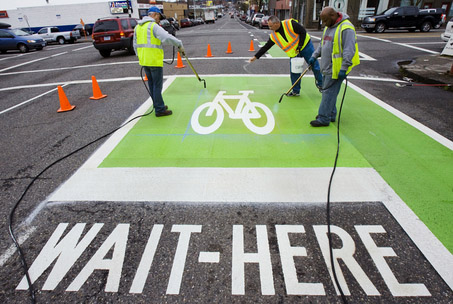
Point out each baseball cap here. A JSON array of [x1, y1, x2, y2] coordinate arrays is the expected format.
[[148, 6, 164, 19]]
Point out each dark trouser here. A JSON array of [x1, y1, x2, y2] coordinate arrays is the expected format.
[[289, 40, 323, 94], [143, 66, 166, 113]]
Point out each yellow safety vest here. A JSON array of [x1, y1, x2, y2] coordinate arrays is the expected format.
[[270, 19, 310, 58], [134, 22, 163, 67], [322, 19, 360, 79]]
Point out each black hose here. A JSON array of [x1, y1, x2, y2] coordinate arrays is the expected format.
[[8, 69, 154, 304], [326, 78, 349, 304]]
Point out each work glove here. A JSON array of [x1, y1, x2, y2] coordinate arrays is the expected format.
[[308, 57, 316, 67], [338, 70, 347, 81], [178, 46, 185, 56]]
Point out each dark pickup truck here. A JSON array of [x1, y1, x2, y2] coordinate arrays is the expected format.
[[361, 6, 444, 33]]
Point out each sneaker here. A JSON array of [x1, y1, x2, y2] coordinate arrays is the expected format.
[[287, 91, 300, 97], [316, 115, 335, 122], [310, 120, 329, 127], [156, 109, 173, 117]]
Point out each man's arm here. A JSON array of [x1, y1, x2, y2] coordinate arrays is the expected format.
[[340, 29, 356, 71], [253, 38, 275, 59], [153, 24, 183, 48]]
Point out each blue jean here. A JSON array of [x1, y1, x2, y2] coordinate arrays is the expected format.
[[143, 66, 166, 113], [290, 40, 322, 94], [316, 74, 343, 124]]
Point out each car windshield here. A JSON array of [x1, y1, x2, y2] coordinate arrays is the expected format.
[[9, 29, 29, 36], [94, 20, 119, 33], [380, 8, 397, 15]]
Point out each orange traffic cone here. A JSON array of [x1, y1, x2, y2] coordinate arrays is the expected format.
[[225, 41, 233, 54], [205, 44, 213, 57], [143, 74, 148, 81], [90, 76, 107, 100], [57, 86, 76, 113], [248, 39, 255, 52], [175, 52, 186, 68]]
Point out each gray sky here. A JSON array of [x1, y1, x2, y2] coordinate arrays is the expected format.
[[2, 0, 110, 10]]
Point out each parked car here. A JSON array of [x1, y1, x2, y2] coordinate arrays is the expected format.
[[160, 19, 176, 36], [72, 24, 93, 36], [167, 17, 180, 30], [20, 28, 35, 35], [0, 28, 46, 53], [37, 26, 81, 44], [196, 18, 205, 25], [180, 18, 192, 28], [92, 17, 137, 58], [441, 17, 453, 42], [259, 16, 270, 29], [361, 6, 444, 33], [251, 13, 264, 26], [240, 14, 247, 21]]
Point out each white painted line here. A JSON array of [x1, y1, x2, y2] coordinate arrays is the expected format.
[[347, 82, 453, 150], [0, 60, 139, 77], [0, 226, 37, 267], [406, 42, 446, 45], [392, 42, 440, 54], [357, 34, 440, 54], [72, 45, 93, 52], [199, 251, 220, 263], [0, 52, 67, 73], [0, 85, 65, 115]]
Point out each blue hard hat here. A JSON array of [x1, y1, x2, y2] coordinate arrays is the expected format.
[[148, 6, 161, 14]]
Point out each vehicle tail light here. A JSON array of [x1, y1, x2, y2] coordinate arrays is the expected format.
[[120, 31, 125, 37]]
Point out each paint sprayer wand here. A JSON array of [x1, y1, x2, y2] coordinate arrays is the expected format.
[[183, 52, 206, 89], [278, 64, 312, 103]]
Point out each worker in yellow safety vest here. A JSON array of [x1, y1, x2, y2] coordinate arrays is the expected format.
[[134, 6, 184, 117], [249, 16, 323, 96], [308, 7, 360, 127]]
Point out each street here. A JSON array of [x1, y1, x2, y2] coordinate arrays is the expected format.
[[1, 15, 452, 303]]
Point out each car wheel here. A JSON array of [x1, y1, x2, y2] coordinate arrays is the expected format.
[[18, 43, 29, 53], [375, 22, 386, 33], [99, 49, 111, 58], [420, 21, 431, 32], [57, 37, 65, 44], [127, 40, 135, 55]]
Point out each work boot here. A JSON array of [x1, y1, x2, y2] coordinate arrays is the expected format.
[[156, 109, 173, 117], [287, 91, 300, 97], [310, 120, 329, 127], [316, 115, 335, 122]]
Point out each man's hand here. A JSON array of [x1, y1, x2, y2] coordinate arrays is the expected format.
[[178, 46, 185, 56], [249, 56, 257, 63], [308, 57, 316, 66], [338, 70, 347, 81]]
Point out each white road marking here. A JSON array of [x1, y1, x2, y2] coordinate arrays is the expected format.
[[0, 85, 67, 115], [72, 45, 93, 52], [0, 52, 68, 73], [357, 34, 440, 54], [0, 226, 37, 267]]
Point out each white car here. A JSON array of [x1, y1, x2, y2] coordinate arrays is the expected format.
[[441, 17, 453, 42]]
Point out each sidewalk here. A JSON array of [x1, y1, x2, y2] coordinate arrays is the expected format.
[[399, 54, 453, 91]]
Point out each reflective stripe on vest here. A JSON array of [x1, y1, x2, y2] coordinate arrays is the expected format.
[[322, 19, 360, 79], [270, 19, 310, 58], [135, 22, 163, 67]]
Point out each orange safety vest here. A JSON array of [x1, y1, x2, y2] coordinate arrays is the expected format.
[[270, 19, 310, 57]]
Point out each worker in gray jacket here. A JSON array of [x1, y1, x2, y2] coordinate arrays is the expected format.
[[308, 7, 360, 127], [134, 6, 184, 117]]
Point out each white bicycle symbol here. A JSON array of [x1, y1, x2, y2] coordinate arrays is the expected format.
[[191, 90, 275, 135]]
